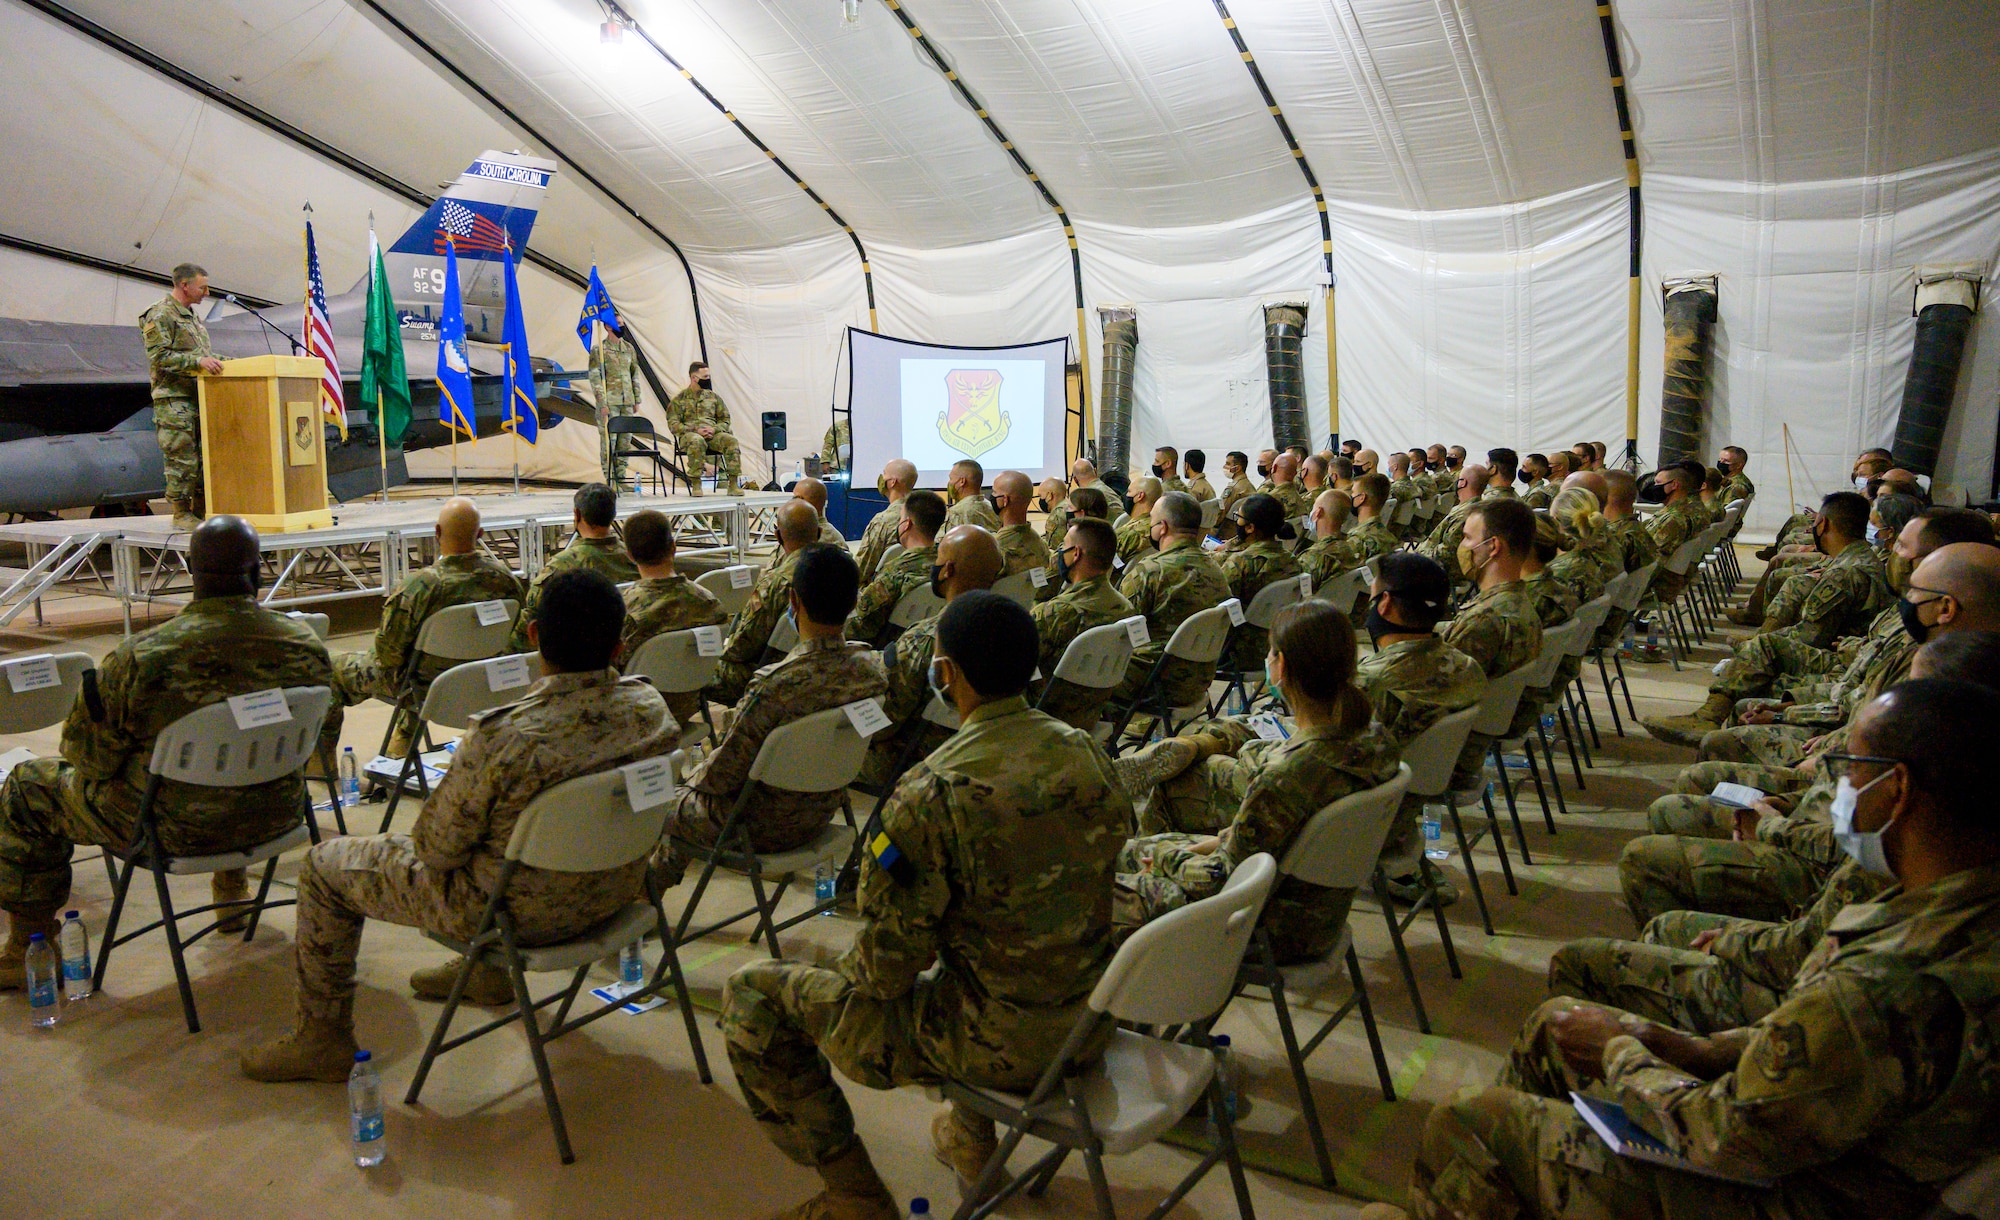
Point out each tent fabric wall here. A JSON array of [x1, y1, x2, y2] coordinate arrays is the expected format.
[[0, 0, 1995, 512]]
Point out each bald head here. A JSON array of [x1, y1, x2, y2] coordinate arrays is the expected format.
[[881, 459, 917, 499], [1912, 543, 2000, 632], [1602, 469, 1638, 510], [993, 470, 1033, 525], [1130, 476, 1163, 513], [1070, 458, 1098, 486], [792, 476, 828, 516], [776, 500, 820, 550], [1457, 463, 1489, 502], [435, 496, 481, 553], [1311, 489, 1351, 537], [936, 525, 1004, 598], [1272, 453, 1299, 485], [1388, 451, 1410, 477], [189, 515, 261, 598], [1354, 448, 1378, 476], [1564, 469, 1609, 506]]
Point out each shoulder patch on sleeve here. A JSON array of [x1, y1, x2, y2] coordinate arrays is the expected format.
[[860, 812, 917, 887], [1752, 1020, 1812, 1083]]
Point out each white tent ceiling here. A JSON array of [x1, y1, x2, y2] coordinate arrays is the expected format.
[[2, 0, 1995, 521]]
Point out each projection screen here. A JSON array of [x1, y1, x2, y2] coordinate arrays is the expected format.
[[847, 329, 1070, 485]]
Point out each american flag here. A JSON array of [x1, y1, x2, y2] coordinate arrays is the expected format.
[[302, 219, 345, 437], [431, 199, 509, 254]]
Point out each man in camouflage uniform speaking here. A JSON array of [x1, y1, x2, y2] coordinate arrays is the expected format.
[[1361, 679, 2000, 1220], [588, 318, 640, 486], [328, 497, 522, 755], [0, 517, 331, 988], [667, 360, 741, 493], [141, 263, 225, 530], [720, 592, 1131, 1220]]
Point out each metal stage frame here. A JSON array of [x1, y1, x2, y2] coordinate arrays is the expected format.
[[0, 490, 793, 635]]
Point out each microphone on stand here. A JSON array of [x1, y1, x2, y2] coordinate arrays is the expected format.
[[221, 292, 305, 356]]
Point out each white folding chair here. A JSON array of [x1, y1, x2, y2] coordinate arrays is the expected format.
[[403, 760, 711, 1164], [1398, 704, 1492, 934], [991, 569, 1038, 609], [1317, 566, 1368, 617], [1492, 620, 1582, 831], [1111, 511, 1130, 532], [695, 565, 759, 618], [375, 600, 520, 759], [376, 653, 540, 833], [1213, 581, 1299, 715], [285, 611, 331, 640], [0, 651, 93, 736], [1595, 560, 1656, 729], [673, 707, 871, 957], [1106, 606, 1233, 752], [1036, 621, 1136, 732], [1231, 766, 1411, 1188], [625, 628, 721, 745], [1655, 535, 1711, 668], [94, 686, 332, 1033], [1552, 596, 1613, 772], [1198, 498, 1221, 533], [941, 854, 1277, 1220], [1462, 664, 1537, 881]]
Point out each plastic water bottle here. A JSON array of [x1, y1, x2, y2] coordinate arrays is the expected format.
[[25, 933, 59, 1028], [339, 747, 360, 802], [619, 940, 646, 992], [1423, 806, 1450, 861], [815, 863, 837, 915], [348, 1051, 386, 1166], [1207, 1034, 1240, 1141], [58, 910, 91, 1001], [1540, 712, 1557, 736], [908, 1200, 930, 1218]]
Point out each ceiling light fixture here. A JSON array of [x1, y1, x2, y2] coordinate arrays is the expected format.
[[841, 0, 862, 25], [600, 18, 625, 44]]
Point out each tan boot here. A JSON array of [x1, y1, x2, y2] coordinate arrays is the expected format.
[[0, 904, 63, 991], [409, 956, 516, 1006], [170, 500, 202, 531], [241, 1015, 361, 1083], [212, 869, 251, 935], [932, 1108, 1012, 1210], [768, 1142, 897, 1220], [1641, 691, 1734, 748]]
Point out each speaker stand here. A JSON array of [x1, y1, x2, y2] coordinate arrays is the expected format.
[[764, 446, 782, 492]]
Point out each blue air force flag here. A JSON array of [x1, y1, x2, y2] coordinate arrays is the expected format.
[[576, 265, 620, 352], [435, 237, 475, 437], [501, 242, 537, 445]]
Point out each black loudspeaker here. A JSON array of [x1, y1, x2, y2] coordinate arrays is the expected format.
[[761, 411, 788, 452]]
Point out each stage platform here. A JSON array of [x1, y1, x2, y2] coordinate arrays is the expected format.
[[0, 489, 793, 635]]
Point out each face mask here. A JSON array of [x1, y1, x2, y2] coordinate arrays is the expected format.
[[1256, 465, 1270, 480], [1457, 538, 1489, 579], [927, 658, 950, 705], [1151, 464, 1165, 477], [1899, 594, 1939, 643], [1517, 468, 1532, 484], [697, 377, 712, 390], [1854, 475, 1871, 492], [1885, 553, 1914, 594], [1263, 656, 1279, 694], [876, 475, 888, 497], [1830, 771, 1898, 876], [1866, 523, 1885, 545], [1363, 604, 1397, 650], [929, 564, 948, 600], [1054, 547, 1072, 583]]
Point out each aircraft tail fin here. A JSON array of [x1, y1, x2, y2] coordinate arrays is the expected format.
[[382, 151, 558, 341]]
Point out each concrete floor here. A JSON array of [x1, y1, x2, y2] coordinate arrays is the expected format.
[[0, 531, 1749, 1219]]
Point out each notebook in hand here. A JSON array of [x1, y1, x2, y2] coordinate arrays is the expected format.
[[1570, 1093, 1775, 1188]]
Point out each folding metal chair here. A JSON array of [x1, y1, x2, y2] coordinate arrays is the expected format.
[[1316, 567, 1369, 619], [1197, 498, 1221, 534], [1397, 704, 1495, 934], [375, 600, 518, 763], [880, 582, 945, 645], [1557, 595, 1612, 764], [991, 568, 1038, 609], [1231, 765, 1412, 1188], [694, 565, 759, 618], [1104, 606, 1233, 753], [1595, 561, 1655, 727], [1035, 621, 1136, 733], [403, 761, 712, 1164], [93, 685, 332, 1033], [1492, 621, 1583, 830], [673, 706, 872, 957], [377, 653, 539, 833], [607, 415, 675, 496], [1655, 536, 1711, 668], [0, 651, 92, 736], [941, 854, 1277, 1220], [625, 627, 721, 744], [1461, 664, 1536, 876], [1212, 581, 1299, 716]]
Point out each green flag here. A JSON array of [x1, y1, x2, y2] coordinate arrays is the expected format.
[[359, 226, 411, 445]]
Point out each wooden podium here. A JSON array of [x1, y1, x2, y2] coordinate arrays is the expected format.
[[197, 355, 334, 533]]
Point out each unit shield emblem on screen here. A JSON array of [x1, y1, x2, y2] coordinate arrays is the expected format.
[[938, 368, 1011, 459]]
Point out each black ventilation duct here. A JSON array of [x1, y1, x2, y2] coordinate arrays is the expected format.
[[1263, 302, 1309, 452], [1097, 307, 1137, 479], [1657, 277, 1717, 468], [1891, 275, 1981, 478]]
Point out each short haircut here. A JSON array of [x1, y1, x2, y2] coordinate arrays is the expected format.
[[1154, 490, 1202, 533], [688, 360, 707, 376], [1184, 449, 1206, 472], [1469, 497, 1536, 557], [624, 509, 675, 565], [1154, 445, 1179, 464], [1487, 448, 1519, 480], [1722, 445, 1748, 464], [936, 590, 1036, 697], [1592, 442, 1607, 460], [1872, 493, 1923, 537], [901, 489, 947, 541], [1302, 454, 1329, 483], [1525, 452, 1547, 472], [1237, 493, 1285, 538], [1330, 457, 1355, 482], [1865, 678, 2000, 839], [1286, 444, 1309, 461], [1070, 487, 1110, 520], [1914, 631, 2000, 692], [1677, 460, 1708, 486], [1818, 490, 1870, 539], [535, 569, 625, 671], [1068, 516, 1116, 568], [171, 263, 207, 286], [574, 482, 617, 528], [792, 543, 860, 625], [1341, 439, 1362, 453], [1916, 507, 1998, 550], [1226, 450, 1248, 469], [1377, 552, 1451, 626], [1354, 472, 1390, 507], [1704, 467, 1723, 491], [951, 458, 984, 488]]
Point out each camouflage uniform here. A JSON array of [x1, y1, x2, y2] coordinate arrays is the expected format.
[[1620, 784, 1841, 926], [1482, 484, 1519, 502], [845, 543, 937, 646], [287, 670, 674, 1031], [139, 294, 215, 505], [588, 331, 639, 484], [0, 597, 331, 909], [1113, 515, 1153, 567], [1116, 717, 1401, 964], [1344, 515, 1400, 569], [1219, 540, 1302, 671], [331, 551, 523, 750], [1443, 579, 1544, 789], [707, 548, 801, 707], [853, 500, 903, 585], [1521, 478, 1556, 510], [1406, 865, 2000, 1220], [1546, 859, 1892, 1033], [1269, 481, 1310, 521], [671, 636, 886, 856], [1216, 473, 1254, 519], [857, 614, 950, 789], [1111, 539, 1231, 709], [1706, 605, 1910, 734], [1186, 473, 1215, 503], [508, 535, 638, 653], [819, 420, 849, 472], [666, 384, 741, 486], [1298, 532, 1358, 591], [1359, 636, 1486, 875], [1030, 573, 1134, 729], [1720, 471, 1755, 506], [1389, 475, 1422, 513], [1511, 570, 1580, 733], [943, 491, 1000, 533], [619, 573, 728, 727], [1597, 513, 1661, 646], [994, 522, 1049, 577], [1419, 499, 1481, 584], [1758, 539, 1890, 650], [1041, 481, 1101, 551], [719, 697, 1130, 1168], [1642, 498, 1704, 605]]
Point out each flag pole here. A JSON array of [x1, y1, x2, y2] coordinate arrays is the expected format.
[[512, 424, 521, 496], [452, 428, 459, 495], [378, 390, 389, 503]]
